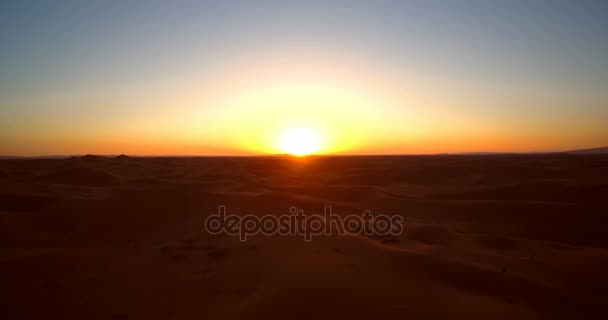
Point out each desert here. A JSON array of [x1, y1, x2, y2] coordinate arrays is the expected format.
[[2, 2, 608, 318], [1, 154, 607, 319]]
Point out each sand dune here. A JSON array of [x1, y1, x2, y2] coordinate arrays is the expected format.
[[1, 155, 607, 319]]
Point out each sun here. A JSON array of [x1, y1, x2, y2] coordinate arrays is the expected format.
[[279, 127, 321, 156]]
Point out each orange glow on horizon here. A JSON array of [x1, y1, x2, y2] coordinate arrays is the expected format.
[[1, 49, 605, 156]]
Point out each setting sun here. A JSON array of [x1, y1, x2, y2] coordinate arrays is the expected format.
[[278, 127, 321, 156]]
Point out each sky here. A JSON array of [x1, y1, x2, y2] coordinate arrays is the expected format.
[[1, 0, 607, 155]]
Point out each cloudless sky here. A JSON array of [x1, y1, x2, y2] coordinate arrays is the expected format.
[[1, 0, 607, 155]]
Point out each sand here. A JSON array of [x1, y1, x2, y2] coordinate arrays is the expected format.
[[1, 154, 607, 319]]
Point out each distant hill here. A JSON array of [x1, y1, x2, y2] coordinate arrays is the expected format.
[[450, 147, 608, 155], [563, 147, 608, 154]]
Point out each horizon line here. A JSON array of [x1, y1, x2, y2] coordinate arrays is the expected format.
[[1, 146, 607, 159]]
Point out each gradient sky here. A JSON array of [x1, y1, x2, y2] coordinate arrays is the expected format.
[[1, 0, 607, 155]]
